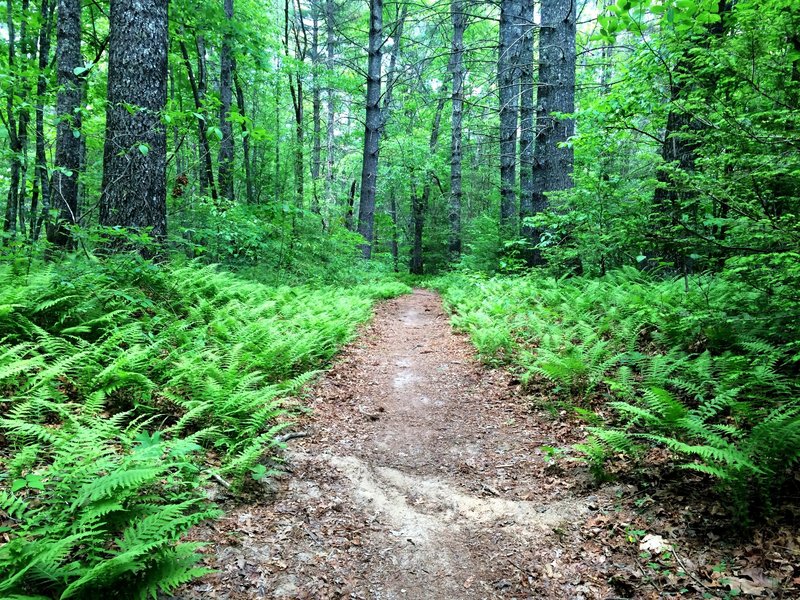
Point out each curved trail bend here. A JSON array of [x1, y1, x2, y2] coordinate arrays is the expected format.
[[182, 290, 608, 599]]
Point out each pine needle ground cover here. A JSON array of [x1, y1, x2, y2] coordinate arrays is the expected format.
[[0, 257, 409, 599], [433, 268, 800, 518]]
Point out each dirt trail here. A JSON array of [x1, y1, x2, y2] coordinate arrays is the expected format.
[[180, 290, 610, 598]]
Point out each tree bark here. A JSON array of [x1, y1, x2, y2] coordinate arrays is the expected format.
[[286, 0, 308, 209], [325, 0, 336, 203], [47, 0, 83, 248], [311, 9, 322, 213], [448, 0, 466, 259], [411, 88, 447, 275], [527, 0, 576, 264], [356, 0, 383, 258], [498, 0, 522, 235], [388, 191, 399, 271], [31, 0, 54, 241], [518, 0, 535, 241], [218, 0, 235, 201], [99, 0, 169, 252]]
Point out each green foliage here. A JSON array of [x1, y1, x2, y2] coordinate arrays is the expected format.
[[433, 267, 800, 516], [0, 255, 409, 597]]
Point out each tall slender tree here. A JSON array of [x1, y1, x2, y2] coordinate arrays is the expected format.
[[31, 0, 54, 242], [99, 0, 169, 251], [48, 0, 83, 248], [527, 0, 576, 264], [234, 63, 254, 204], [311, 7, 323, 213], [518, 0, 535, 242], [356, 0, 383, 258], [325, 0, 336, 203], [448, 0, 466, 259], [178, 33, 217, 199], [218, 0, 235, 200], [498, 0, 522, 235]]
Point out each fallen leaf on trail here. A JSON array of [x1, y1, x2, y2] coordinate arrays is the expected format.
[[639, 533, 668, 553]]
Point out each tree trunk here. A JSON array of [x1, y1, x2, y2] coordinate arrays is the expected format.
[[345, 179, 356, 231], [286, 0, 308, 209], [99, 0, 168, 252], [411, 88, 447, 275], [356, 0, 383, 259], [31, 0, 54, 241], [389, 191, 399, 271], [3, 0, 18, 240], [325, 0, 336, 203], [498, 0, 522, 235], [178, 36, 216, 198], [380, 3, 407, 132], [518, 0, 535, 241], [234, 64, 254, 204], [448, 0, 466, 259], [47, 0, 83, 248], [527, 0, 576, 265], [311, 9, 322, 213], [218, 0, 235, 201], [410, 185, 424, 275]]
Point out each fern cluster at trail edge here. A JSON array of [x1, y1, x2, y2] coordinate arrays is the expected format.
[[0, 257, 410, 599], [432, 268, 800, 517]]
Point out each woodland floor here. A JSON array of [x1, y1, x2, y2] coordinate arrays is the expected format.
[[177, 290, 800, 599]]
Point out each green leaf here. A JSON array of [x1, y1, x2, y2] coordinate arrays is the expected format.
[[11, 478, 26, 493], [26, 475, 45, 491], [138, 144, 149, 156]]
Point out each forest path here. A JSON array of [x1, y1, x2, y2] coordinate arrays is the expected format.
[[181, 290, 609, 599]]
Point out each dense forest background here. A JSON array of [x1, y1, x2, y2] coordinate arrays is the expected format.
[[1, 0, 799, 597]]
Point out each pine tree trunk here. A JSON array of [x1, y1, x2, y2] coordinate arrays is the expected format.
[[528, 0, 576, 265], [449, 0, 466, 259], [498, 0, 522, 235], [47, 0, 83, 248], [357, 0, 383, 259], [218, 0, 235, 201], [325, 0, 336, 203], [99, 0, 168, 253], [518, 0, 535, 242]]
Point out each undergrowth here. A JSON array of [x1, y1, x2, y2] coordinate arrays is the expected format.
[[432, 267, 800, 519], [0, 255, 410, 598]]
